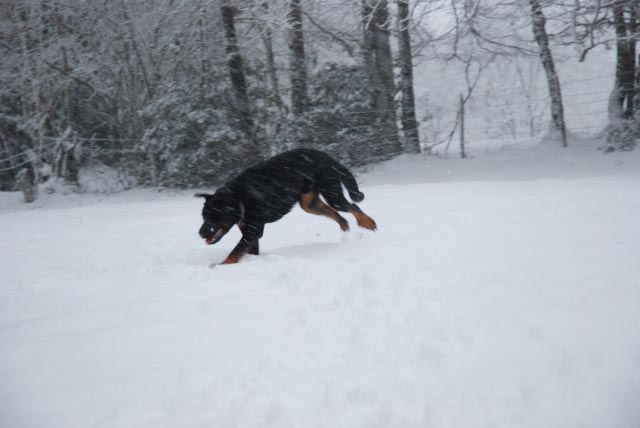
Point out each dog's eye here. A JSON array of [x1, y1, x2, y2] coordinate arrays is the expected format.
[[210, 227, 214, 233]]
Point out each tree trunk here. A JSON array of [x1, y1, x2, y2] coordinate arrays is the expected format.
[[397, 0, 420, 154], [198, 9, 211, 89], [221, 0, 258, 159], [459, 94, 466, 159], [288, 0, 309, 116], [260, 3, 284, 113], [604, 0, 638, 151], [610, 0, 637, 122], [17, 165, 37, 203], [61, 47, 80, 185], [362, 0, 401, 159], [529, 0, 568, 147]]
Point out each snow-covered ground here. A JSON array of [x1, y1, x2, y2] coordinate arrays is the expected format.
[[2, 138, 640, 428]]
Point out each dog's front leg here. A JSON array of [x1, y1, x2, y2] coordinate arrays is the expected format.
[[248, 240, 259, 256], [221, 223, 264, 264], [220, 237, 256, 264], [239, 223, 261, 256]]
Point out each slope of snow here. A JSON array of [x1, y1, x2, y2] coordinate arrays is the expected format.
[[1, 140, 640, 428]]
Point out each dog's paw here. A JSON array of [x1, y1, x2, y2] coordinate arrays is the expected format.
[[356, 216, 377, 231]]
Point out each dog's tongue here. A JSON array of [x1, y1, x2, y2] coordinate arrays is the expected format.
[[206, 229, 225, 245]]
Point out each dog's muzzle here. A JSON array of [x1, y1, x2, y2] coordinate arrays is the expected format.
[[204, 228, 226, 245], [200, 222, 228, 245]]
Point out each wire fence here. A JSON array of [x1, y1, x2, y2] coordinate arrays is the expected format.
[[0, 72, 620, 183]]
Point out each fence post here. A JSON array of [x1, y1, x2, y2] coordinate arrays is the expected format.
[[460, 94, 466, 159]]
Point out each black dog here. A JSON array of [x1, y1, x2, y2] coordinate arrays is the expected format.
[[197, 148, 377, 265]]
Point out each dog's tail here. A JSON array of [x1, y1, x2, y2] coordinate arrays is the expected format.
[[332, 161, 365, 202]]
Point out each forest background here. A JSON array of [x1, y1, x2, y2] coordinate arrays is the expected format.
[[1, 0, 637, 197]]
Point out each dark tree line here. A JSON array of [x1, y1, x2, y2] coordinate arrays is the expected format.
[[1, 0, 639, 201], [0, 0, 423, 198]]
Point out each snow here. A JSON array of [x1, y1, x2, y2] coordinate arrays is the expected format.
[[2, 138, 640, 428]]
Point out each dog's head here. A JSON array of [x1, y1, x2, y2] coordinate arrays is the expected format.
[[196, 189, 242, 245]]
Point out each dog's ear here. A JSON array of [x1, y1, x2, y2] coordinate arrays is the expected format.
[[194, 193, 214, 200]]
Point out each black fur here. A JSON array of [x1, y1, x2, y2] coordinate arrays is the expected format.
[[197, 148, 376, 265]]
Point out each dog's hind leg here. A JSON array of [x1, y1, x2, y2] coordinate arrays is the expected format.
[[300, 191, 350, 231], [318, 179, 377, 231], [346, 203, 377, 231]]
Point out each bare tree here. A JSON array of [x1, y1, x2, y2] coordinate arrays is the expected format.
[[528, 0, 568, 147], [288, 0, 309, 116], [397, 0, 421, 154], [221, 0, 259, 160], [443, 46, 492, 156], [361, 0, 401, 159], [609, 0, 637, 121], [253, 2, 285, 113]]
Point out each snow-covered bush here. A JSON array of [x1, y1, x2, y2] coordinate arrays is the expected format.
[[603, 120, 639, 152], [140, 82, 252, 188], [278, 64, 379, 167]]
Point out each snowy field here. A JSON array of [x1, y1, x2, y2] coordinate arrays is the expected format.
[[1, 139, 640, 428]]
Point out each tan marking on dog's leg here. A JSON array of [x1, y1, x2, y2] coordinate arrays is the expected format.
[[221, 238, 255, 264], [348, 204, 377, 231], [300, 191, 350, 231], [221, 253, 241, 265]]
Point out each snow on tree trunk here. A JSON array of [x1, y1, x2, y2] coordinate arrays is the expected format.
[[362, 0, 401, 159], [261, 2, 284, 113], [529, 0, 568, 148], [397, 0, 421, 154], [221, 0, 259, 162], [604, 0, 638, 152], [16, 165, 37, 203], [288, 0, 309, 117], [610, 0, 636, 123]]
